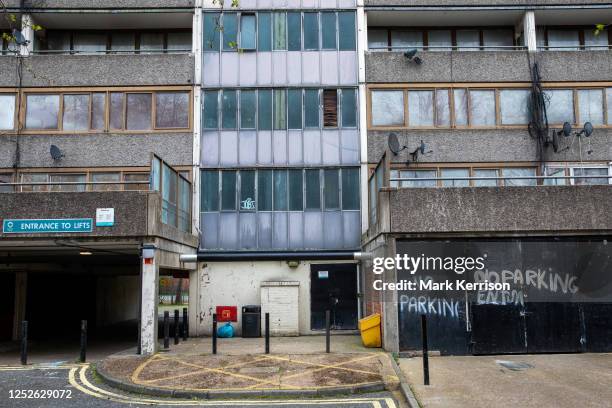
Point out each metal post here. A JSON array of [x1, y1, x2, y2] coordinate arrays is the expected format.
[[20, 321, 28, 366], [80, 320, 87, 363], [212, 313, 217, 355], [182, 308, 188, 341], [136, 318, 141, 355], [265, 313, 270, 354], [325, 310, 331, 353], [174, 309, 180, 345], [163, 311, 170, 350], [421, 314, 430, 385]]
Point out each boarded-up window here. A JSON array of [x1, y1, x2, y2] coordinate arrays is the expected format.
[[323, 90, 338, 127]]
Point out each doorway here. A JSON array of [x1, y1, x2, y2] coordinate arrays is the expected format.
[[310, 264, 358, 330]]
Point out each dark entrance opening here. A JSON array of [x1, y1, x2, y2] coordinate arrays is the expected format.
[[0, 273, 16, 341], [310, 264, 358, 330]]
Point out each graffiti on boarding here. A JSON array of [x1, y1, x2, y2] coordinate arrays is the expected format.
[[399, 294, 460, 319]]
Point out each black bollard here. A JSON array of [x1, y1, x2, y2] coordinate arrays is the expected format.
[[182, 308, 188, 341], [20, 321, 28, 366], [163, 311, 170, 350], [80, 320, 87, 363], [212, 313, 217, 355], [174, 309, 180, 345], [325, 310, 331, 353], [137, 318, 141, 355], [265, 313, 270, 354], [421, 314, 430, 385]]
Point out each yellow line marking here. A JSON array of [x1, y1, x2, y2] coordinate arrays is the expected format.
[[130, 353, 162, 384], [384, 397, 397, 408], [275, 354, 382, 381]]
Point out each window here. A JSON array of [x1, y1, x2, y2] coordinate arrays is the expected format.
[[21, 173, 49, 192], [49, 174, 87, 192], [428, 30, 452, 51], [156, 92, 189, 129], [25, 94, 60, 130], [323, 90, 338, 127], [73, 33, 106, 53], [441, 168, 469, 187], [258, 13, 272, 51], [504, 167, 536, 186], [469, 90, 495, 126], [544, 167, 566, 186], [483, 29, 514, 50], [91, 172, 121, 191], [273, 170, 288, 210], [547, 29, 580, 51], [201, 171, 219, 211], [338, 12, 356, 51], [258, 90, 272, 130], [368, 30, 388, 50], [371, 91, 404, 126], [111, 32, 136, 52], [222, 90, 237, 129], [408, 90, 434, 126], [500, 89, 530, 125], [0, 94, 15, 130], [273, 13, 286, 50], [240, 90, 256, 129], [288, 89, 302, 129], [545, 89, 574, 124], [288, 169, 303, 211], [578, 89, 604, 125], [608, 89, 612, 125], [223, 14, 238, 51], [126, 93, 152, 130], [221, 171, 237, 210], [398, 170, 436, 188], [273, 89, 286, 130], [473, 169, 499, 187], [342, 168, 360, 210], [240, 170, 256, 211], [203, 91, 219, 129], [573, 167, 609, 185], [124, 172, 150, 191], [258, 170, 273, 211], [140, 33, 165, 53], [321, 12, 337, 50], [110, 92, 124, 130], [456, 30, 480, 51], [453, 89, 468, 126], [341, 89, 357, 128], [204, 13, 221, 51], [0, 173, 13, 193], [323, 169, 340, 210], [304, 90, 320, 128], [167, 32, 192, 51], [287, 13, 301, 51], [391, 31, 422, 50], [178, 177, 191, 232], [303, 13, 319, 50], [240, 14, 256, 50], [91, 93, 106, 130], [305, 169, 321, 210], [435, 89, 450, 126], [162, 164, 178, 226], [584, 28, 609, 50]]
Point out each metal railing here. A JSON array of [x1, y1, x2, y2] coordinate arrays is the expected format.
[[390, 174, 612, 186], [368, 45, 527, 51], [537, 45, 612, 51], [29, 48, 191, 55]]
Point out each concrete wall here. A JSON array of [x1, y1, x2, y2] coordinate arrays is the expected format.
[[0, 133, 193, 168], [96, 275, 139, 326], [365, 51, 612, 84], [387, 185, 612, 235], [364, 0, 612, 6], [0, 54, 194, 87]]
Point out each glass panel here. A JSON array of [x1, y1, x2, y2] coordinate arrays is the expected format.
[[578, 89, 604, 125], [162, 164, 178, 226], [91, 172, 121, 191], [124, 172, 150, 191], [469, 90, 496, 126], [288, 169, 303, 211], [428, 30, 451, 51], [111, 32, 135, 52], [110, 92, 124, 130], [288, 89, 302, 129], [456, 30, 480, 51], [91, 93, 105, 130], [304, 89, 320, 128], [536, 28, 545, 49], [222, 90, 237, 129], [273, 89, 286, 130], [0, 94, 16, 130], [62, 94, 90, 131], [305, 169, 321, 210], [258, 90, 272, 130], [73, 33, 106, 53], [390, 169, 399, 188], [547, 29, 580, 51], [408, 90, 434, 126], [453, 89, 468, 126], [369, 174, 377, 223], [140, 32, 164, 53], [167, 32, 191, 51], [441, 168, 469, 187], [342, 168, 359, 210], [545, 89, 574, 124], [435, 89, 450, 126], [45, 32, 70, 51], [341, 89, 357, 128], [0, 173, 12, 193], [371, 90, 404, 127], [203, 91, 219, 129], [607, 89, 612, 125], [584, 29, 609, 50], [287, 12, 301, 51], [156, 92, 189, 128], [221, 171, 237, 210], [473, 169, 499, 187], [323, 89, 338, 127], [544, 168, 566, 186], [399, 170, 436, 188], [391, 31, 422, 50], [574, 167, 608, 185], [321, 12, 337, 50], [49, 174, 86, 192], [126, 93, 152, 130], [240, 170, 256, 211], [240, 90, 256, 129], [257, 170, 273, 211], [25, 94, 60, 130], [338, 12, 356, 51], [222, 13, 238, 51], [151, 157, 161, 191], [303, 12, 319, 50], [504, 167, 536, 186], [178, 177, 191, 231], [273, 12, 286, 50], [500, 89, 530, 125], [368, 29, 387, 51], [483, 29, 514, 50], [201, 170, 219, 211], [21, 173, 48, 192], [240, 14, 256, 50], [323, 169, 340, 210], [204, 13, 221, 51], [273, 170, 288, 210], [258, 13, 271, 51]]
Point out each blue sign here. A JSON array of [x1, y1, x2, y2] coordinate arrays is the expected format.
[[2, 218, 93, 234]]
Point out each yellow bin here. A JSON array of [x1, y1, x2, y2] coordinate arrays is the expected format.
[[358, 313, 382, 348]]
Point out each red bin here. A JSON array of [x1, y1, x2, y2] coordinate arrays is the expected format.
[[216, 306, 237, 322]]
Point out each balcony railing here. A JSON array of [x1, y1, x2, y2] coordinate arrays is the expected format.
[[30, 49, 191, 55], [368, 45, 527, 51], [390, 175, 612, 187]]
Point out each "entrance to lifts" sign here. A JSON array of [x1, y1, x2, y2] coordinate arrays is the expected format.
[[2, 218, 93, 234]]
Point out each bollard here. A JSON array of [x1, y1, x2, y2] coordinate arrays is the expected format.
[[265, 313, 270, 354], [80, 320, 87, 363], [325, 310, 331, 353], [212, 313, 217, 355], [20, 321, 28, 366], [163, 311, 170, 350], [182, 308, 188, 341], [137, 318, 141, 355], [174, 309, 180, 345], [421, 314, 430, 386]]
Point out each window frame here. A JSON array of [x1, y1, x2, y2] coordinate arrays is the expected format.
[[0, 92, 18, 131]]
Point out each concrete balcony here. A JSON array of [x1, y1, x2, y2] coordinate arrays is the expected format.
[[365, 0, 611, 6], [6, 0, 194, 8], [0, 53, 194, 87]]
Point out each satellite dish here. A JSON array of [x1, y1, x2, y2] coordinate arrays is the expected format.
[[11, 29, 28, 46], [560, 122, 572, 137], [404, 49, 418, 59], [388, 133, 401, 155], [50, 145, 64, 161], [583, 122, 594, 137], [552, 131, 559, 153], [419, 140, 426, 154]]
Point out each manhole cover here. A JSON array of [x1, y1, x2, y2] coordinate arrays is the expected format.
[[239, 366, 280, 374], [495, 360, 534, 371]]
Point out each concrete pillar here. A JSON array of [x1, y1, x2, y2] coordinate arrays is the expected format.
[[188, 268, 200, 337], [12, 272, 27, 341], [522, 11, 537, 53], [357, 6, 369, 234], [20, 14, 35, 56], [140, 247, 159, 354]]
